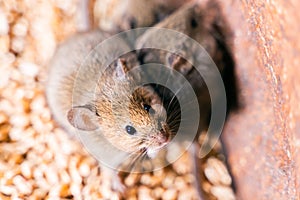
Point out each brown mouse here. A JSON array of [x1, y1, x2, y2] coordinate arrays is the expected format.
[[46, 30, 174, 195], [66, 58, 170, 156]]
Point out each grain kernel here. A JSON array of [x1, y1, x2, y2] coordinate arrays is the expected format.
[[13, 175, 33, 195], [11, 36, 25, 53], [204, 157, 232, 186], [211, 185, 235, 200], [0, 10, 9, 35], [12, 17, 29, 37], [162, 188, 177, 200]]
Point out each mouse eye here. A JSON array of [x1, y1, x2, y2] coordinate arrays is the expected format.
[[125, 125, 137, 135], [143, 104, 151, 112], [143, 104, 155, 114]]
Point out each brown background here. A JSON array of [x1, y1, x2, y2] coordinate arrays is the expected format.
[[221, 0, 300, 199]]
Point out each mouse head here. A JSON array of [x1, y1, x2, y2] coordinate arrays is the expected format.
[[67, 59, 171, 158]]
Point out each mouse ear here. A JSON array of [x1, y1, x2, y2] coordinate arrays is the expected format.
[[115, 58, 129, 78], [67, 105, 99, 131], [166, 52, 193, 75]]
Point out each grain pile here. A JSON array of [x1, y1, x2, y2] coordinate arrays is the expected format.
[[0, 0, 235, 199]]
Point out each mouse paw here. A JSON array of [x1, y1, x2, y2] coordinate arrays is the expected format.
[[111, 178, 126, 193], [100, 167, 126, 195]]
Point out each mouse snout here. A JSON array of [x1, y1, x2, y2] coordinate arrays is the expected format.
[[151, 130, 169, 146]]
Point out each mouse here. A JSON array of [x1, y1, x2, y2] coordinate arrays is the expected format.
[[46, 30, 175, 196], [136, 0, 224, 139], [95, 0, 193, 32]]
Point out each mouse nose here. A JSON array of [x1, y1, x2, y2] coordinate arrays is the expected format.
[[159, 128, 170, 143], [149, 126, 168, 143], [151, 132, 168, 146]]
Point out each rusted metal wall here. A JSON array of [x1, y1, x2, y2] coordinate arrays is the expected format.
[[220, 0, 300, 199]]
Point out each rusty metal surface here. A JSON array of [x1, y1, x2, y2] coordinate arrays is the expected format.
[[220, 0, 300, 199]]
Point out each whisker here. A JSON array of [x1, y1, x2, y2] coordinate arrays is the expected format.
[[127, 151, 145, 172], [168, 121, 182, 127], [166, 84, 186, 112], [167, 109, 181, 118]]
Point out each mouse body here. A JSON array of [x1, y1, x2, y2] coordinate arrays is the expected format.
[[95, 0, 193, 32], [46, 30, 173, 195], [136, 1, 219, 135]]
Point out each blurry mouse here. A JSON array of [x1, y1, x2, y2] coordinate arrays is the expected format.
[[95, 0, 193, 32], [136, 0, 232, 133]]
